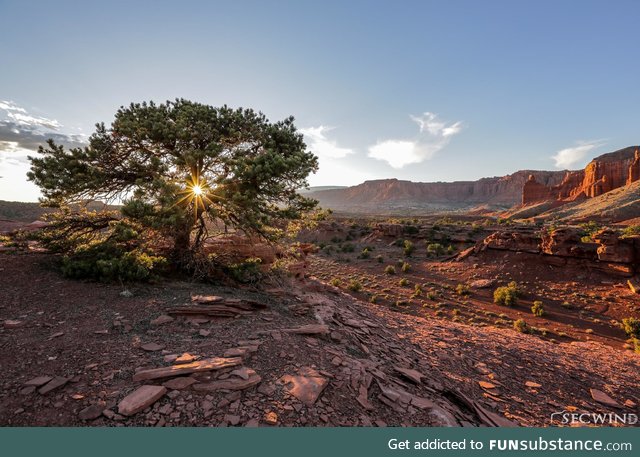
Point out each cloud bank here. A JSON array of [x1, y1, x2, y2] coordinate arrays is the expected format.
[[368, 112, 463, 169], [552, 140, 603, 169], [0, 100, 85, 166]]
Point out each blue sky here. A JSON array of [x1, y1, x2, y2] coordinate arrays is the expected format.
[[1, 0, 639, 201]]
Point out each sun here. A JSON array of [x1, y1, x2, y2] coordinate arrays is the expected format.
[[191, 184, 203, 196]]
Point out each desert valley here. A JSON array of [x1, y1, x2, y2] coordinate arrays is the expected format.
[[1, 145, 639, 428]]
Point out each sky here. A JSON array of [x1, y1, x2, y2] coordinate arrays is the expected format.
[[1, 0, 640, 202]]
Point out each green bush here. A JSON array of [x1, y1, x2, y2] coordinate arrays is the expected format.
[[622, 317, 640, 338], [329, 278, 341, 287], [358, 248, 371, 259], [455, 283, 470, 296], [376, 255, 384, 263], [426, 243, 444, 256], [347, 279, 362, 292], [493, 281, 520, 306], [621, 225, 640, 238], [227, 257, 263, 283], [531, 300, 545, 317], [403, 240, 414, 257], [399, 278, 409, 287], [513, 319, 529, 333], [384, 265, 396, 275], [401, 261, 411, 272], [61, 242, 166, 282], [413, 284, 423, 297]]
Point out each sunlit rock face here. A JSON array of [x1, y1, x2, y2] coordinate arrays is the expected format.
[[522, 146, 640, 205]]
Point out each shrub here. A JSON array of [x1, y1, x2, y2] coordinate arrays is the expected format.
[[621, 225, 640, 238], [376, 255, 384, 263], [401, 261, 411, 272], [358, 248, 371, 259], [513, 319, 529, 333], [226, 257, 263, 284], [403, 225, 419, 235], [403, 240, 414, 257], [622, 317, 640, 338], [446, 245, 456, 255], [340, 243, 355, 253], [384, 265, 396, 275], [347, 279, 362, 292], [413, 284, 423, 297], [399, 278, 409, 287], [493, 281, 519, 306], [60, 241, 166, 282], [329, 278, 341, 287], [579, 221, 601, 241], [426, 243, 444, 256], [455, 283, 470, 296], [426, 292, 436, 301], [370, 294, 378, 304], [531, 300, 545, 317]]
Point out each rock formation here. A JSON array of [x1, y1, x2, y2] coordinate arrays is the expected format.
[[522, 146, 640, 205]]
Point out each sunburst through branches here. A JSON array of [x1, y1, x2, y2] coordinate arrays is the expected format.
[[176, 173, 213, 221]]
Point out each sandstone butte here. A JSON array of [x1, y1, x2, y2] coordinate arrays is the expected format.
[[522, 146, 640, 205]]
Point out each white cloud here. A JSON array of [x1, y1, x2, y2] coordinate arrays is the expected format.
[[300, 125, 354, 159], [0, 100, 27, 113], [552, 140, 603, 169], [368, 112, 463, 169], [0, 101, 61, 130]]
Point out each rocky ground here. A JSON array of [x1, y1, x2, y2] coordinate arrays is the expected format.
[[1, 250, 639, 427]]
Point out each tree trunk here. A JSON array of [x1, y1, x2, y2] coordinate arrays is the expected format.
[[172, 224, 194, 269]]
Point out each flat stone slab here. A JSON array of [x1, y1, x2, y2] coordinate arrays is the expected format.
[[283, 324, 329, 335], [279, 367, 328, 406], [38, 376, 69, 395], [193, 370, 261, 392], [118, 385, 167, 416], [162, 377, 197, 390], [133, 357, 242, 382], [79, 404, 105, 421], [140, 343, 165, 352], [394, 366, 423, 384], [590, 388, 620, 408], [150, 315, 174, 326], [24, 376, 53, 387], [4, 319, 24, 329]]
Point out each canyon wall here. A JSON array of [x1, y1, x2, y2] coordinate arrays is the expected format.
[[522, 146, 640, 205], [311, 170, 566, 211]]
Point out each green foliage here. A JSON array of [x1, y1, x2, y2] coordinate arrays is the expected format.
[[622, 317, 640, 338], [446, 244, 456, 254], [493, 281, 520, 306], [531, 300, 545, 317], [376, 254, 384, 263], [347, 279, 362, 292], [403, 240, 414, 257], [621, 225, 640, 238], [226, 257, 263, 284], [329, 277, 341, 287], [340, 243, 355, 253], [28, 99, 319, 267], [384, 265, 396, 275], [579, 221, 601, 241], [426, 242, 444, 256], [400, 261, 411, 272], [402, 225, 419, 235], [513, 319, 529, 333], [455, 283, 470, 296], [358, 247, 371, 259], [399, 278, 409, 287]]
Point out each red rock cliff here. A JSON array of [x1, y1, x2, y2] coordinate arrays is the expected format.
[[522, 146, 640, 205]]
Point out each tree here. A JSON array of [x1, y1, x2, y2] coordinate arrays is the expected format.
[[28, 99, 319, 269]]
